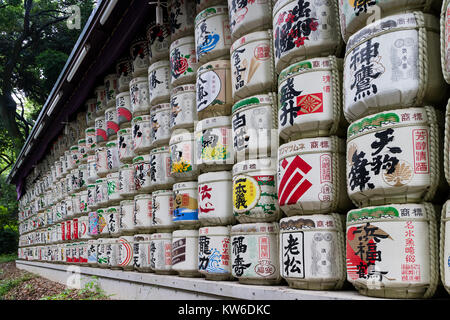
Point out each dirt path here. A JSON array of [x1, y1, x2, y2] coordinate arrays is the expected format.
[[0, 261, 109, 300]]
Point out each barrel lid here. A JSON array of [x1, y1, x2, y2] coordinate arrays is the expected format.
[[116, 91, 130, 98], [96, 208, 105, 213], [231, 222, 279, 234], [150, 103, 171, 113], [170, 36, 195, 51], [197, 59, 230, 74], [120, 163, 132, 169], [106, 206, 119, 213], [231, 30, 271, 52], [196, 116, 230, 131], [70, 145, 79, 150], [85, 127, 95, 133], [133, 154, 150, 163], [278, 57, 339, 84], [232, 158, 277, 175], [195, 5, 228, 25], [152, 189, 172, 196], [171, 84, 196, 95], [173, 181, 197, 190], [169, 130, 194, 144], [280, 215, 337, 231], [346, 203, 431, 225], [199, 226, 230, 236], [150, 233, 172, 240], [106, 172, 119, 179], [198, 171, 231, 184], [150, 146, 170, 154], [118, 128, 132, 135], [346, 12, 439, 51], [347, 107, 434, 140], [95, 116, 105, 122], [132, 114, 151, 122], [106, 141, 117, 147], [129, 77, 148, 85], [278, 136, 344, 160], [148, 60, 170, 71], [134, 234, 151, 241], [173, 229, 199, 238], [78, 139, 86, 144], [134, 193, 152, 199], [232, 93, 275, 114], [105, 107, 116, 113], [95, 178, 106, 183]]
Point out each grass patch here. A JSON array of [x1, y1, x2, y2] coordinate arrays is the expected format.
[[40, 276, 112, 300], [0, 272, 36, 299], [0, 253, 17, 264]]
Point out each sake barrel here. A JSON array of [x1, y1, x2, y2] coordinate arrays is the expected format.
[[130, 36, 150, 77], [148, 61, 170, 105], [346, 106, 443, 208], [170, 84, 197, 131], [71, 218, 79, 241], [232, 158, 280, 223], [196, 60, 233, 120], [106, 141, 119, 174], [232, 93, 278, 160], [95, 147, 108, 178], [134, 234, 152, 272], [446, 99, 450, 186], [79, 241, 89, 264], [227, 0, 272, 40], [87, 239, 98, 267], [96, 238, 110, 268], [105, 107, 119, 140], [278, 136, 351, 216], [170, 36, 200, 87], [78, 215, 90, 239], [117, 236, 134, 270], [104, 73, 119, 108], [168, 0, 196, 41], [198, 171, 235, 226], [116, 56, 133, 93], [118, 128, 134, 164], [85, 128, 96, 155], [132, 115, 152, 154], [230, 30, 276, 101], [151, 190, 174, 232], [87, 184, 97, 211], [150, 233, 175, 274], [198, 226, 233, 280], [440, 200, 450, 295], [88, 211, 99, 238], [116, 92, 133, 128], [195, 6, 232, 64], [105, 206, 121, 238], [119, 199, 136, 236], [69, 146, 80, 170], [86, 155, 98, 184], [129, 77, 150, 116], [146, 18, 170, 64], [150, 103, 171, 147], [279, 214, 346, 290], [173, 181, 199, 228], [195, 116, 235, 172], [343, 12, 445, 123], [169, 131, 199, 180], [86, 98, 97, 127], [346, 203, 438, 299], [119, 163, 136, 199], [278, 56, 346, 140], [230, 222, 281, 284], [95, 85, 107, 116], [339, 0, 442, 42], [95, 117, 107, 145], [273, 0, 342, 74], [77, 139, 88, 164], [106, 172, 121, 205], [133, 155, 152, 193], [97, 208, 109, 237], [134, 194, 153, 232], [78, 163, 88, 190], [441, 0, 450, 84], [172, 229, 201, 277], [150, 146, 175, 189]]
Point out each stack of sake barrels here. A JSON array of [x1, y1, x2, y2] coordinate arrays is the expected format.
[[272, 0, 351, 290], [340, 0, 447, 298], [441, 0, 450, 297]]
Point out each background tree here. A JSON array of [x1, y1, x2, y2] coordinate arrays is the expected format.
[[0, 0, 95, 253]]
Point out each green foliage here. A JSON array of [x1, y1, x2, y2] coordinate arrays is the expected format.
[[0, 253, 17, 264], [40, 276, 112, 300], [0, 271, 36, 299]]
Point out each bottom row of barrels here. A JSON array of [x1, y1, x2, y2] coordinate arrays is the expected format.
[[19, 202, 450, 299]]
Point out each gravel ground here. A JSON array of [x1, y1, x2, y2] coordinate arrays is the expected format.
[[0, 261, 110, 300]]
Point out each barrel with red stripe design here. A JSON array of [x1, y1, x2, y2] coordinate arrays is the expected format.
[[278, 136, 351, 216]]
